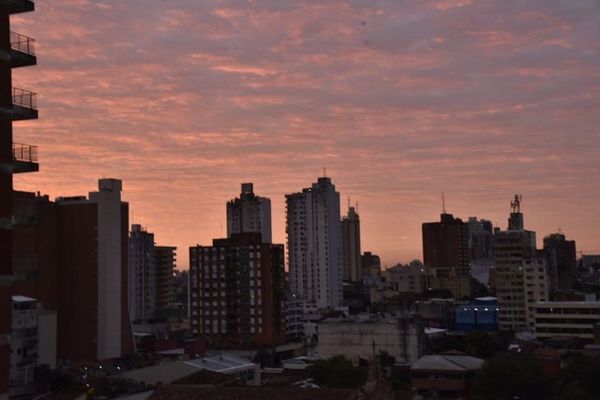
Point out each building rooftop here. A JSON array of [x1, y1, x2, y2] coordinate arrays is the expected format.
[[411, 354, 484, 372], [119, 355, 257, 386]]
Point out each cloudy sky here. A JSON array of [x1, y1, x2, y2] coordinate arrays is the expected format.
[[11, 0, 600, 268]]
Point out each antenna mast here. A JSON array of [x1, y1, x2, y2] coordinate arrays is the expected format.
[[442, 192, 446, 214], [511, 194, 522, 213]]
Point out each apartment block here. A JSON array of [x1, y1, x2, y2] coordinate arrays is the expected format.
[[189, 233, 286, 348]]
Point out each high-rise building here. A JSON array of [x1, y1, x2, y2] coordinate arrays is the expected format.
[[155, 246, 176, 311], [286, 177, 342, 310], [227, 183, 272, 243], [1, 2, 38, 397], [494, 195, 549, 331], [189, 233, 286, 348], [422, 213, 470, 298], [55, 179, 134, 361], [543, 233, 576, 292], [128, 225, 156, 322], [341, 206, 361, 282]]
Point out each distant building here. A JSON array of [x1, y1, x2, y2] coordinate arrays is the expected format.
[[468, 217, 494, 260], [494, 195, 549, 331], [155, 246, 177, 311], [9, 296, 38, 399], [411, 354, 484, 398], [129, 224, 156, 322], [286, 177, 342, 310], [422, 213, 470, 298], [227, 183, 272, 243], [543, 233, 576, 291], [341, 207, 361, 282], [371, 261, 429, 304], [534, 301, 600, 342], [317, 315, 424, 364], [361, 251, 381, 277], [189, 233, 286, 348], [455, 297, 499, 331]]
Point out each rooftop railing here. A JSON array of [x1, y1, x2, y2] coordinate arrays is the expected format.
[[12, 143, 38, 163], [12, 87, 37, 110], [10, 31, 35, 56]]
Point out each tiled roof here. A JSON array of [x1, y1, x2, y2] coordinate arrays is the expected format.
[[411, 354, 484, 372]]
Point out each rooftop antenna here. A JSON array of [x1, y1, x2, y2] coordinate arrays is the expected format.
[[356, 200, 359, 213], [322, 166, 327, 177], [347, 196, 351, 210], [442, 192, 446, 214], [511, 194, 522, 213]]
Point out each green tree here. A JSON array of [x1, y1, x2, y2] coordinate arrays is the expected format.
[[309, 356, 368, 389], [472, 354, 555, 400]]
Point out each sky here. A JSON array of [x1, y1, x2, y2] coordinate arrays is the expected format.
[[11, 0, 600, 268]]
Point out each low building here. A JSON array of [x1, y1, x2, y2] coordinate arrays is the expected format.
[[120, 354, 260, 386], [533, 301, 600, 342], [410, 354, 484, 398], [9, 296, 38, 399], [316, 315, 424, 364], [455, 297, 499, 331]]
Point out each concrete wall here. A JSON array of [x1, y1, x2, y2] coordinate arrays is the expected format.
[[317, 317, 423, 364]]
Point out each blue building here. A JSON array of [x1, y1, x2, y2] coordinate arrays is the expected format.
[[455, 297, 499, 331]]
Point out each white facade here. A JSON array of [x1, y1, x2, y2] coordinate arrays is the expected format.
[[227, 183, 272, 243], [286, 177, 342, 310], [89, 179, 124, 360]]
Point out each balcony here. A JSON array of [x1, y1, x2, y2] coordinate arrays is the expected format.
[[12, 143, 38, 174], [0, 0, 35, 14], [7, 87, 38, 120], [10, 31, 36, 68]]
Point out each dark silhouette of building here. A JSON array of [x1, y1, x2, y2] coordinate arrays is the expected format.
[[227, 183, 272, 243], [1, 1, 37, 396], [361, 251, 381, 276], [341, 206, 361, 282], [422, 214, 470, 298], [189, 233, 286, 348], [543, 233, 576, 292], [155, 246, 176, 311]]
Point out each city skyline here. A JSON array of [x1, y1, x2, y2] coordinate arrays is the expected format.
[[10, 1, 600, 268]]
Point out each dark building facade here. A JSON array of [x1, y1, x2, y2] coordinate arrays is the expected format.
[[10, 180, 135, 364], [189, 233, 286, 348], [543, 233, 576, 292], [341, 206, 361, 282], [422, 214, 470, 298], [155, 246, 176, 311], [1, 1, 37, 397], [227, 183, 272, 243]]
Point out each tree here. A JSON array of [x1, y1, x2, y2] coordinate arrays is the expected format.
[[309, 356, 368, 389], [558, 353, 600, 400], [472, 354, 555, 400]]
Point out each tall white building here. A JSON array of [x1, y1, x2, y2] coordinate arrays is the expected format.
[[128, 224, 156, 322], [286, 177, 342, 310], [494, 195, 549, 332], [227, 183, 272, 243]]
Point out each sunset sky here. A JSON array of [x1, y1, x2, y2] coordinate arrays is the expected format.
[[11, 0, 600, 268]]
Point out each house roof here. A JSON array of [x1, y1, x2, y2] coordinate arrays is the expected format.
[[411, 354, 484, 372]]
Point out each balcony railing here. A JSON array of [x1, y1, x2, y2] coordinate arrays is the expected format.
[[10, 31, 35, 56], [12, 143, 38, 163], [12, 87, 37, 110]]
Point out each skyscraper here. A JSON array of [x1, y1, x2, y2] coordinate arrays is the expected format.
[[1, 2, 37, 397], [494, 195, 549, 331], [286, 176, 342, 309], [128, 225, 156, 322], [155, 246, 176, 311], [341, 206, 361, 282], [189, 233, 286, 348], [422, 213, 471, 298], [227, 183, 272, 243]]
